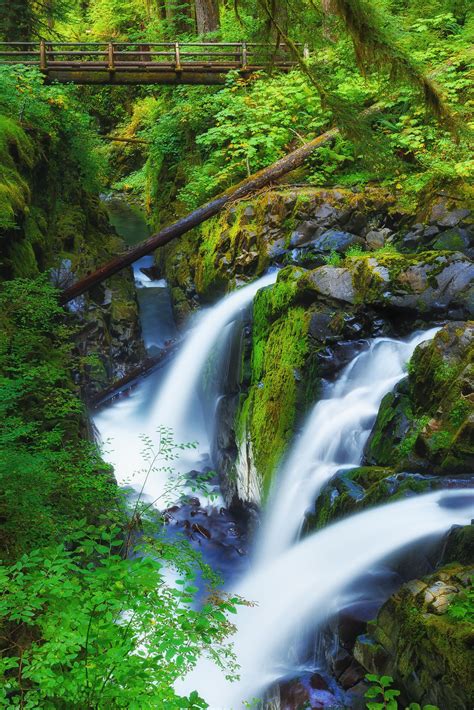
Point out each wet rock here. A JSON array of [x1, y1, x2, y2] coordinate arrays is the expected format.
[[309, 673, 329, 691], [306, 266, 356, 303], [432, 227, 470, 252], [437, 207, 471, 228], [365, 321, 474, 473], [290, 220, 320, 247], [191, 523, 211, 539], [354, 563, 474, 710], [310, 228, 360, 253], [338, 659, 366, 689]]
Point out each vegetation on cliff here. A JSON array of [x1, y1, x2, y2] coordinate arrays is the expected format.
[[0, 0, 472, 706]]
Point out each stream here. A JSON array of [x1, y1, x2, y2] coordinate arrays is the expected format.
[[95, 198, 474, 709]]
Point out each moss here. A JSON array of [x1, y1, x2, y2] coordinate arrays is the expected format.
[[0, 116, 35, 230], [368, 323, 474, 473], [237, 293, 314, 493], [7, 239, 39, 279], [311, 467, 431, 530], [360, 564, 474, 708]]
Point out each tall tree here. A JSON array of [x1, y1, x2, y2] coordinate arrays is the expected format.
[[0, 0, 34, 41], [195, 0, 219, 33]]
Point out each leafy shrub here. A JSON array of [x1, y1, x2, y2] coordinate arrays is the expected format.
[[0, 523, 241, 708], [365, 674, 440, 710]]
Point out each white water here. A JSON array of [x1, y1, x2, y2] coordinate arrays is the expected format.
[[256, 328, 439, 562], [150, 271, 278, 444], [92, 238, 471, 710], [180, 489, 474, 708], [94, 271, 277, 503]]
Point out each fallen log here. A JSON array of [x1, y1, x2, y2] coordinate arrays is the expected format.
[[60, 124, 340, 304], [88, 339, 179, 409], [104, 136, 150, 144]]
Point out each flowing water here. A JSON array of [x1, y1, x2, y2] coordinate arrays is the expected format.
[[256, 329, 439, 563], [180, 490, 474, 707], [94, 200, 473, 709]]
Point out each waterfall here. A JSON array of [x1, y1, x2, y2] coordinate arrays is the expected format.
[[94, 271, 277, 503], [150, 271, 278, 443], [256, 328, 439, 562], [179, 490, 474, 708]]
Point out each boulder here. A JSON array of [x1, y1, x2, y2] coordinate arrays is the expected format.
[[354, 563, 474, 710], [365, 322, 474, 472], [310, 228, 360, 253]]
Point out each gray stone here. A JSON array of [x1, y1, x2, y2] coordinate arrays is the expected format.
[[437, 208, 470, 227], [366, 228, 391, 250], [308, 266, 356, 303], [311, 228, 360, 253], [289, 220, 320, 247]]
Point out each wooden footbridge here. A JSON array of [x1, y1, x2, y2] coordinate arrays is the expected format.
[[0, 41, 302, 85]]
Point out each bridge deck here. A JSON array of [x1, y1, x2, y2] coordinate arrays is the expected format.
[[0, 41, 300, 85]]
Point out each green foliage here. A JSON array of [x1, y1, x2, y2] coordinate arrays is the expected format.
[[0, 277, 116, 558], [365, 675, 440, 709], [323, 250, 343, 266], [0, 66, 106, 196], [0, 522, 241, 708], [447, 575, 474, 623], [365, 674, 400, 710]]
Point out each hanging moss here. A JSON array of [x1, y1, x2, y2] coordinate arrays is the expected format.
[[0, 116, 35, 230]]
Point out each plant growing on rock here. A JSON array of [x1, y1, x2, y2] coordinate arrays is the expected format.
[[365, 674, 440, 710]]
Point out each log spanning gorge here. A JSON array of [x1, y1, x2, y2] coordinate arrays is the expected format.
[[92, 201, 474, 710]]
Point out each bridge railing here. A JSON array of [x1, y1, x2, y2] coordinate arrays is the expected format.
[[0, 41, 304, 71]]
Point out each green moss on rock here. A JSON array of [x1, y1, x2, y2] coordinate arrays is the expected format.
[[239, 304, 312, 493], [355, 563, 474, 709], [366, 322, 474, 473]]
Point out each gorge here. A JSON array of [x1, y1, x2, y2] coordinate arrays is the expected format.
[[0, 0, 473, 707]]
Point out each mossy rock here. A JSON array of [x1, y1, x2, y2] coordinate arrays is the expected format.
[[309, 467, 434, 530], [366, 322, 474, 473], [237, 303, 315, 493], [354, 563, 474, 709]]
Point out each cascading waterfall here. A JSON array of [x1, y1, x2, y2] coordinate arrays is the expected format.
[[150, 271, 278, 444], [180, 490, 474, 708], [94, 271, 277, 503], [93, 242, 471, 710], [256, 328, 439, 563]]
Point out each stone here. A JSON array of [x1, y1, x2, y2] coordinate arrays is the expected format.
[[432, 227, 470, 252], [338, 659, 366, 689], [310, 228, 360, 253], [289, 219, 320, 247], [437, 208, 471, 228], [354, 564, 474, 709], [366, 227, 391, 249], [307, 266, 356, 303]]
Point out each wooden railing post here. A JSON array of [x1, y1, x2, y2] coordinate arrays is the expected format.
[[108, 42, 115, 70], [174, 42, 181, 71], [303, 43, 309, 60], [39, 40, 47, 71], [241, 41, 248, 68]]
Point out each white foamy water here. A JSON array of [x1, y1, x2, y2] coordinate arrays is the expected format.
[[180, 490, 474, 708], [94, 271, 277, 503], [256, 328, 439, 562], [150, 271, 278, 444]]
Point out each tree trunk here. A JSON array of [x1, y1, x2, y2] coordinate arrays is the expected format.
[[195, 0, 219, 34], [60, 125, 340, 305]]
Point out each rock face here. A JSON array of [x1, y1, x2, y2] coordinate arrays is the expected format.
[[159, 187, 473, 320], [365, 321, 474, 473], [354, 562, 474, 710], [158, 187, 473, 506]]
